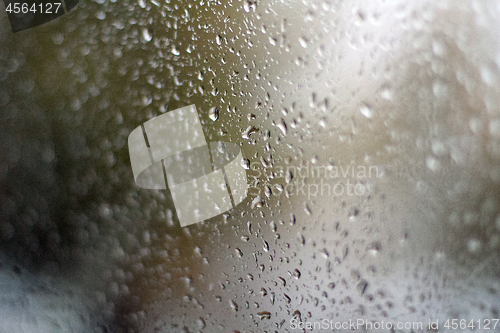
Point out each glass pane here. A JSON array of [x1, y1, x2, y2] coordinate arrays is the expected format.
[[0, 0, 499, 331]]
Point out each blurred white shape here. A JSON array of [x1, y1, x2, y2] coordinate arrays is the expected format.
[[128, 105, 249, 226]]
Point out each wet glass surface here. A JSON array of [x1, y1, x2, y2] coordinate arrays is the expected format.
[[0, 0, 499, 332]]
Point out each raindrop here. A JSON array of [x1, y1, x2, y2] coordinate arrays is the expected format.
[[270, 221, 277, 232], [360, 103, 373, 118], [319, 248, 330, 259], [278, 276, 286, 287], [342, 245, 349, 259], [257, 311, 271, 320], [357, 280, 369, 296], [270, 292, 275, 305], [291, 269, 301, 279], [348, 207, 359, 219], [197, 318, 206, 329], [171, 46, 180, 56], [379, 85, 393, 100], [467, 239, 482, 253], [242, 126, 259, 139], [142, 28, 153, 42], [298, 37, 309, 48], [208, 107, 219, 121], [366, 241, 382, 256], [96, 11, 106, 20], [241, 158, 250, 170], [243, 1, 250, 12], [230, 300, 239, 312], [251, 196, 264, 209], [243, 1, 255, 12], [297, 233, 305, 246], [304, 203, 312, 215], [426, 156, 441, 171], [293, 310, 301, 321], [277, 119, 287, 135]]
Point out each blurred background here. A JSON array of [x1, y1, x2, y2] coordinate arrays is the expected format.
[[0, 0, 499, 332]]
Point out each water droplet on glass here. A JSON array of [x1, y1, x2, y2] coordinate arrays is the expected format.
[[243, 1, 255, 12], [298, 37, 309, 48], [142, 28, 152, 42], [241, 158, 250, 170], [357, 280, 368, 295], [257, 311, 271, 320], [208, 107, 219, 121], [467, 239, 482, 253], [366, 241, 382, 256], [426, 156, 441, 171], [171, 46, 180, 56], [319, 248, 330, 259], [348, 207, 359, 220], [251, 196, 264, 209], [230, 299, 238, 312], [277, 119, 287, 135], [278, 276, 286, 287], [360, 103, 373, 118], [242, 126, 259, 139], [297, 233, 305, 246]]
